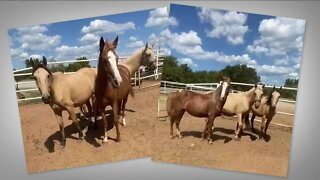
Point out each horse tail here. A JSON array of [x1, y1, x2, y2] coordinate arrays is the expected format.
[[129, 86, 135, 98]]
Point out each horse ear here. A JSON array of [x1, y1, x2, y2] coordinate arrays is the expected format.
[[262, 84, 265, 88], [151, 43, 155, 48], [99, 37, 105, 53], [43, 56, 47, 67], [30, 58, 35, 68], [255, 83, 257, 88], [279, 86, 282, 91], [273, 85, 275, 91], [112, 36, 118, 49]]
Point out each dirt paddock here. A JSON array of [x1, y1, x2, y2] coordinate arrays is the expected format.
[[152, 94, 295, 177], [18, 81, 160, 173]]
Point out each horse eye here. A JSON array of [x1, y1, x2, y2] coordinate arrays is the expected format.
[[47, 75, 50, 78]]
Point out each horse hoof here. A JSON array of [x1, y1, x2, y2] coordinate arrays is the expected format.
[[178, 135, 182, 139], [102, 138, 108, 144], [60, 142, 66, 148], [208, 140, 213, 144], [170, 135, 174, 139]]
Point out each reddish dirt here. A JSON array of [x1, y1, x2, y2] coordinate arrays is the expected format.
[[18, 81, 160, 173], [152, 94, 294, 177]]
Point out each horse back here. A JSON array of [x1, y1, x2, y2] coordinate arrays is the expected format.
[[51, 68, 96, 107]]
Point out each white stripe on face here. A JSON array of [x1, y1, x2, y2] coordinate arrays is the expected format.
[[107, 51, 122, 84], [220, 82, 227, 99]]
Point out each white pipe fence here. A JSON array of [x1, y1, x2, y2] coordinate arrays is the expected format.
[[158, 81, 296, 123], [15, 49, 165, 102]]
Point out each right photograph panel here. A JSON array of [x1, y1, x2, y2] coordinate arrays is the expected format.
[[152, 3, 306, 177]]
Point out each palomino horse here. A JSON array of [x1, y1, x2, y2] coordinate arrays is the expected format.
[[221, 84, 265, 139], [244, 86, 282, 139], [94, 36, 156, 144], [166, 77, 231, 144], [118, 43, 156, 126], [31, 57, 96, 147]]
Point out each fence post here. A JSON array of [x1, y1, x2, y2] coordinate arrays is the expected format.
[[138, 69, 141, 90], [134, 71, 137, 87], [155, 49, 159, 80]]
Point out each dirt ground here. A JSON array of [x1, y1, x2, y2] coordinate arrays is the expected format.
[[18, 81, 160, 173], [152, 94, 294, 177]]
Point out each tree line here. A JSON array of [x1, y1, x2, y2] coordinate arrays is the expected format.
[[161, 56, 299, 100]]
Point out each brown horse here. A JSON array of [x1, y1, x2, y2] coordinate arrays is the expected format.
[[221, 84, 265, 139], [118, 43, 156, 126], [244, 86, 282, 139], [31, 57, 96, 147], [166, 77, 231, 143]]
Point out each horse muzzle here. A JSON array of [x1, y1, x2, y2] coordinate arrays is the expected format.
[[111, 78, 122, 88], [254, 100, 261, 108], [42, 95, 51, 104]]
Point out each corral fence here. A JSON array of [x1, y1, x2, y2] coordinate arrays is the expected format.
[[14, 48, 165, 103], [158, 81, 297, 128]]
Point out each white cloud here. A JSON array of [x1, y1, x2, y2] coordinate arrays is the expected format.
[[10, 48, 29, 60], [55, 42, 98, 60], [82, 19, 135, 34], [145, 7, 178, 27], [287, 72, 299, 79], [178, 58, 198, 67], [294, 63, 300, 69], [160, 29, 256, 65], [247, 17, 306, 57], [198, 8, 248, 45], [251, 64, 295, 75], [15, 25, 61, 52], [79, 33, 99, 44], [125, 36, 144, 48]]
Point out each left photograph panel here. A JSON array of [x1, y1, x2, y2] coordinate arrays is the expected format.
[[8, 7, 168, 173]]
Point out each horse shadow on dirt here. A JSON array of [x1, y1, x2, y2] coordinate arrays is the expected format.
[[181, 129, 233, 144], [44, 110, 115, 153]]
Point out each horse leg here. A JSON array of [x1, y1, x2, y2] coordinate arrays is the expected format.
[[235, 113, 243, 139], [66, 107, 84, 140], [101, 110, 108, 143], [251, 113, 256, 133], [120, 95, 128, 126], [169, 116, 175, 139], [175, 110, 185, 139], [85, 100, 93, 132], [264, 118, 272, 137], [52, 107, 65, 147], [207, 115, 216, 144], [201, 118, 209, 140], [113, 102, 121, 142], [259, 116, 266, 139]]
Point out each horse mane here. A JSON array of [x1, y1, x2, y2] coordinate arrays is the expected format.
[[32, 64, 52, 76]]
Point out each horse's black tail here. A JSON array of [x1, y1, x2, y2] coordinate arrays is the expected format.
[[166, 93, 173, 117]]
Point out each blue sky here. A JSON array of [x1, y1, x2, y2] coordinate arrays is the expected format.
[[8, 7, 170, 69], [164, 4, 306, 86]]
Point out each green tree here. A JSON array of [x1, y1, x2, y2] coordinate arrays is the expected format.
[[282, 78, 299, 100]]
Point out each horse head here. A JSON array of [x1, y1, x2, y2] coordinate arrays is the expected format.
[[99, 36, 122, 88], [269, 86, 282, 108], [141, 43, 156, 71], [216, 76, 231, 101], [31, 56, 53, 104], [253, 83, 265, 108]]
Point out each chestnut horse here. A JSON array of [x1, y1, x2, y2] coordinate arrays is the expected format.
[[166, 77, 231, 143], [221, 84, 265, 139], [94, 36, 156, 144], [31, 57, 96, 147], [244, 86, 282, 139]]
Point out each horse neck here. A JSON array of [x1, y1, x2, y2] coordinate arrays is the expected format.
[[245, 87, 256, 106], [213, 87, 223, 110], [122, 50, 143, 76]]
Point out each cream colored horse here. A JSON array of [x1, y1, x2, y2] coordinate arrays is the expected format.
[[244, 86, 281, 139], [31, 57, 96, 147], [117, 44, 156, 126], [221, 84, 265, 139]]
